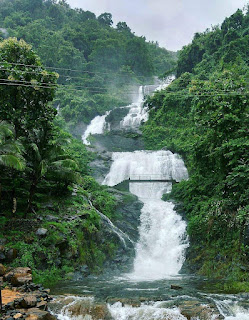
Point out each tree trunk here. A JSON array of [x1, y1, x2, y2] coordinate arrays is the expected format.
[[11, 187, 16, 218], [25, 178, 38, 218]]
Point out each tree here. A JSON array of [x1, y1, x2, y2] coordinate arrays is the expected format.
[[116, 22, 131, 33], [0, 121, 25, 214], [97, 13, 113, 26], [26, 128, 79, 214], [0, 121, 25, 171], [0, 38, 58, 139], [0, 38, 58, 216]]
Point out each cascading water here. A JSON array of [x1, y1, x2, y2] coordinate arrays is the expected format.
[[82, 111, 110, 145], [120, 86, 149, 128], [103, 150, 189, 280], [52, 76, 249, 320]]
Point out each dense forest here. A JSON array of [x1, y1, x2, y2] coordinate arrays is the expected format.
[[143, 8, 249, 289], [0, 0, 176, 132], [0, 0, 176, 284], [1, 0, 249, 292]]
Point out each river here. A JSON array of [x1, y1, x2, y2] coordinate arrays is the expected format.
[[50, 78, 249, 320]]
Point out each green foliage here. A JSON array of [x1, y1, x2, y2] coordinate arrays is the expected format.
[[0, 0, 176, 126], [142, 8, 249, 281]]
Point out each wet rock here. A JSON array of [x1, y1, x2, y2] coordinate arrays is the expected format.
[[36, 228, 48, 237], [106, 298, 141, 307], [179, 300, 224, 320], [26, 308, 56, 320], [67, 300, 112, 320], [171, 284, 183, 290], [79, 264, 90, 276]]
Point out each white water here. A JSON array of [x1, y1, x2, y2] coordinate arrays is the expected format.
[[120, 86, 149, 128], [103, 150, 189, 280], [108, 302, 187, 320], [120, 76, 175, 129], [103, 150, 188, 187], [82, 111, 110, 145], [206, 294, 249, 320]]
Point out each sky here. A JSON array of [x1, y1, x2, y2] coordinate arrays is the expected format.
[[67, 0, 248, 51]]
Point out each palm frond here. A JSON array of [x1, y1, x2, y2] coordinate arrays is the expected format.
[[0, 154, 26, 171]]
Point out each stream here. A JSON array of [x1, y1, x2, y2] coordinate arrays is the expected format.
[[50, 78, 249, 320]]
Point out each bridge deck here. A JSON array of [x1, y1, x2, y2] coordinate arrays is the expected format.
[[129, 179, 176, 183], [128, 175, 177, 183]]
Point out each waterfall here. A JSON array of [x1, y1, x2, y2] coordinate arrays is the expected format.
[[103, 150, 188, 187], [120, 77, 175, 130], [103, 150, 189, 280], [120, 86, 149, 129], [82, 111, 110, 145]]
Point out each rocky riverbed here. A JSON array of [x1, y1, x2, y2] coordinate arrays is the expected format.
[[0, 264, 55, 320]]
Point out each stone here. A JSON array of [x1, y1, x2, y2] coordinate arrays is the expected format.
[[20, 295, 37, 308], [26, 308, 56, 320], [36, 229, 48, 237], [0, 250, 6, 261], [4, 267, 32, 286], [0, 263, 6, 275], [13, 313, 23, 319], [179, 300, 224, 320], [37, 301, 47, 310], [171, 284, 183, 290], [6, 249, 18, 262], [45, 215, 59, 222]]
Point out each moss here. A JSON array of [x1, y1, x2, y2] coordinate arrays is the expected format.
[[2, 185, 120, 288]]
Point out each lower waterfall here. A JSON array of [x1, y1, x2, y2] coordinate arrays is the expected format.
[[128, 183, 188, 280], [103, 150, 189, 280]]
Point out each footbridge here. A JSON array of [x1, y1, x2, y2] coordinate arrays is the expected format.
[[128, 174, 178, 183]]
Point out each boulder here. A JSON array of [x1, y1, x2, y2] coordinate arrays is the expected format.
[[171, 284, 183, 290], [4, 267, 32, 285], [179, 300, 224, 320], [0, 263, 6, 276], [36, 228, 48, 237], [26, 308, 56, 320], [6, 249, 18, 262], [13, 313, 23, 319], [37, 300, 48, 310], [0, 245, 6, 261], [20, 295, 37, 308]]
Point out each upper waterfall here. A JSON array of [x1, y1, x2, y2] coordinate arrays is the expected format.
[[82, 111, 110, 145], [103, 150, 188, 187]]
